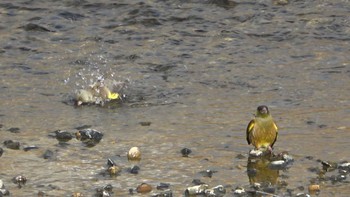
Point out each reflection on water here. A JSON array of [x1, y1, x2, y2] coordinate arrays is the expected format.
[[247, 156, 279, 186], [0, 0, 350, 196]]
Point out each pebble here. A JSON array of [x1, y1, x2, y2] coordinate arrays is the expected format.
[[156, 182, 170, 190], [12, 175, 27, 188], [127, 165, 140, 174], [96, 184, 113, 197], [151, 189, 172, 197], [139, 121, 151, 126], [233, 187, 245, 195], [3, 140, 20, 150], [127, 147, 141, 161], [54, 130, 73, 143], [0, 188, 10, 196], [75, 129, 103, 147], [23, 145, 39, 151], [308, 184, 320, 195], [184, 184, 208, 196], [204, 185, 226, 197], [72, 192, 84, 197], [249, 149, 264, 157], [107, 165, 121, 176], [199, 169, 217, 178], [181, 148, 192, 157], [269, 160, 287, 169], [7, 127, 20, 133], [338, 162, 350, 171], [136, 183, 152, 193], [42, 149, 55, 160]]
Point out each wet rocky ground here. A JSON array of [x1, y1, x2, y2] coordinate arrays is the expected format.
[[1, 0, 350, 196]]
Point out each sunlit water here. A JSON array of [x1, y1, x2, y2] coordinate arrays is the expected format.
[[0, 0, 350, 196]]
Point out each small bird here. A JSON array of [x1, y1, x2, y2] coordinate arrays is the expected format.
[[75, 84, 119, 106], [246, 105, 278, 152]]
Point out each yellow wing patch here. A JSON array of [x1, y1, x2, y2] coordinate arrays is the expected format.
[[108, 92, 119, 100], [246, 120, 255, 144], [273, 122, 278, 131]]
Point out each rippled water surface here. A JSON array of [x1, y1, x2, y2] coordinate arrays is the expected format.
[[1, 0, 350, 196]]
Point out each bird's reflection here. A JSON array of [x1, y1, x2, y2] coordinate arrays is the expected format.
[[247, 154, 279, 185]]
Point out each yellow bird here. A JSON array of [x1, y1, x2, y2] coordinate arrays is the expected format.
[[246, 105, 278, 151]]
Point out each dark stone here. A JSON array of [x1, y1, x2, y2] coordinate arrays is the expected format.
[[3, 140, 20, 150], [107, 158, 116, 167], [42, 149, 55, 159], [156, 182, 170, 190], [192, 179, 205, 185], [74, 125, 92, 130], [12, 175, 27, 188], [181, 148, 192, 157], [7, 127, 20, 133], [235, 154, 246, 159], [23, 145, 39, 151], [151, 189, 173, 197], [128, 165, 140, 174], [199, 169, 217, 178], [0, 147, 3, 157], [54, 130, 73, 143], [75, 129, 103, 147], [21, 23, 52, 32], [139, 121, 151, 126]]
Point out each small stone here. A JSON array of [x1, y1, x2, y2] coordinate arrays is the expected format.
[[282, 153, 294, 163], [7, 127, 20, 133], [107, 158, 116, 167], [233, 187, 245, 195], [192, 179, 205, 185], [4, 140, 20, 150], [151, 189, 172, 197], [12, 175, 27, 188], [204, 185, 226, 196], [296, 193, 311, 197], [75, 129, 103, 147], [199, 169, 217, 178], [156, 183, 170, 190], [308, 184, 320, 195], [273, 0, 289, 5], [249, 149, 264, 157], [235, 154, 246, 159], [185, 184, 208, 196], [127, 147, 141, 161], [128, 165, 140, 174], [0, 147, 3, 157], [107, 165, 121, 176], [269, 160, 286, 169], [338, 162, 350, 171], [181, 148, 192, 157], [0, 180, 4, 189], [42, 149, 55, 159], [321, 161, 336, 171], [136, 183, 152, 193], [72, 192, 84, 197], [0, 188, 10, 196], [55, 130, 73, 143], [96, 184, 113, 197], [38, 191, 45, 197], [139, 121, 151, 126], [23, 145, 39, 151]]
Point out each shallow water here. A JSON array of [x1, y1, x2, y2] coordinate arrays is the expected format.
[[0, 0, 350, 196]]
